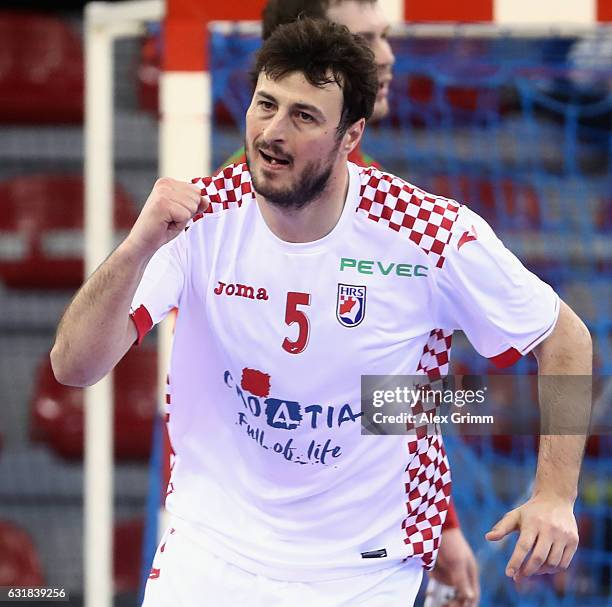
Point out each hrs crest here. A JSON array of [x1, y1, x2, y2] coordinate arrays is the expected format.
[[336, 284, 366, 328]]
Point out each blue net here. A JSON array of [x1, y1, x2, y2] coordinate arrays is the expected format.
[[210, 25, 612, 606]]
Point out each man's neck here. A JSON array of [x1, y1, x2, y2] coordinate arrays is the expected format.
[[255, 164, 350, 243]]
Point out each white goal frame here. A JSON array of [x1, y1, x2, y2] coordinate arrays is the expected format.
[[84, 3, 165, 607]]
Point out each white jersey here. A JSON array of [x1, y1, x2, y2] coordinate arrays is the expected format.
[[130, 162, 559, 581]]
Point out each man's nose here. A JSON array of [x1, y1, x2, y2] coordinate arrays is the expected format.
[[262, 111, 289, 142], [374, 37, 395, 70]]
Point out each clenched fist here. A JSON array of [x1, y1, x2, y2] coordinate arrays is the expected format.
[[126, 178, 207, 257]]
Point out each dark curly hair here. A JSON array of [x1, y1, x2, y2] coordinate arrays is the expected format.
[[261, 0, 375, 40], [251, 18, 378, 137]]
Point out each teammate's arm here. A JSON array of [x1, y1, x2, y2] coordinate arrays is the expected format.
[[486, 300, 591, 580], [429, 526, 479, 606], [51, 178, 205, 387]]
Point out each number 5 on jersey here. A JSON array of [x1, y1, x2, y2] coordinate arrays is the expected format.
[[282, 292, 311, 354]]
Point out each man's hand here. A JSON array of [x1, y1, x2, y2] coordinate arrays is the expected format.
[[486, 493, 578, 581], [127, 177, 207, 257], [429, 528, 480, 606], [51, 177, 207, 387]]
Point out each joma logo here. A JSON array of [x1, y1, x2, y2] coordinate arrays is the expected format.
[[214, 281, 269, 300]]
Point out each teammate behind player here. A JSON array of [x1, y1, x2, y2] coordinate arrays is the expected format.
[[52, 18, 591, 607], [264, 0, 394, 121]]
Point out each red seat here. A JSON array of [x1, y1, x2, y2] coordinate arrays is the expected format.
[[0, 174, 138, 289], [0, 12, 83, 124], [114, 518, 144, 593], [0, 521, 44, 586], [31, 348, 157, 461]]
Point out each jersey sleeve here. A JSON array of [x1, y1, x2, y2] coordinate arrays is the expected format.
[[435, 205, 560, 367], [129, 232, 188, 345]]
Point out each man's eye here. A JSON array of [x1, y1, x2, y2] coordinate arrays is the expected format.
[[358, 32, 375, 44], [298, 112, 314, 122], [259, 101, 274, 110]]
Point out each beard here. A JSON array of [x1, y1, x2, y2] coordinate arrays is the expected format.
[[246, 139, 340, 211]]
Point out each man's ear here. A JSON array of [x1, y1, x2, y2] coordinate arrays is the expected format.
[[341, 118, 366, 155]]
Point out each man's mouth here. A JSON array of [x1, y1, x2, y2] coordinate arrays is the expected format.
[[259, 149, 291, 167]]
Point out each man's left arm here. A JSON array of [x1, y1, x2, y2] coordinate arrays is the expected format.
[[485, 299, 592, 580]]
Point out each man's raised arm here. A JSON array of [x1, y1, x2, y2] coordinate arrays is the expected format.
[[486, 300, 592, 580], [51, 178, 205, 387]]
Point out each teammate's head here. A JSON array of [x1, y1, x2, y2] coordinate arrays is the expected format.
[[262, 0, 395, 121], [245, 18, 377, 210]]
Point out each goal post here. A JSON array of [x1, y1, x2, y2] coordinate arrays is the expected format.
[[84, 3, 163, 607]]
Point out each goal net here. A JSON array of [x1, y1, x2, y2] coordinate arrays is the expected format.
[[206, 21, 612, 607]]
